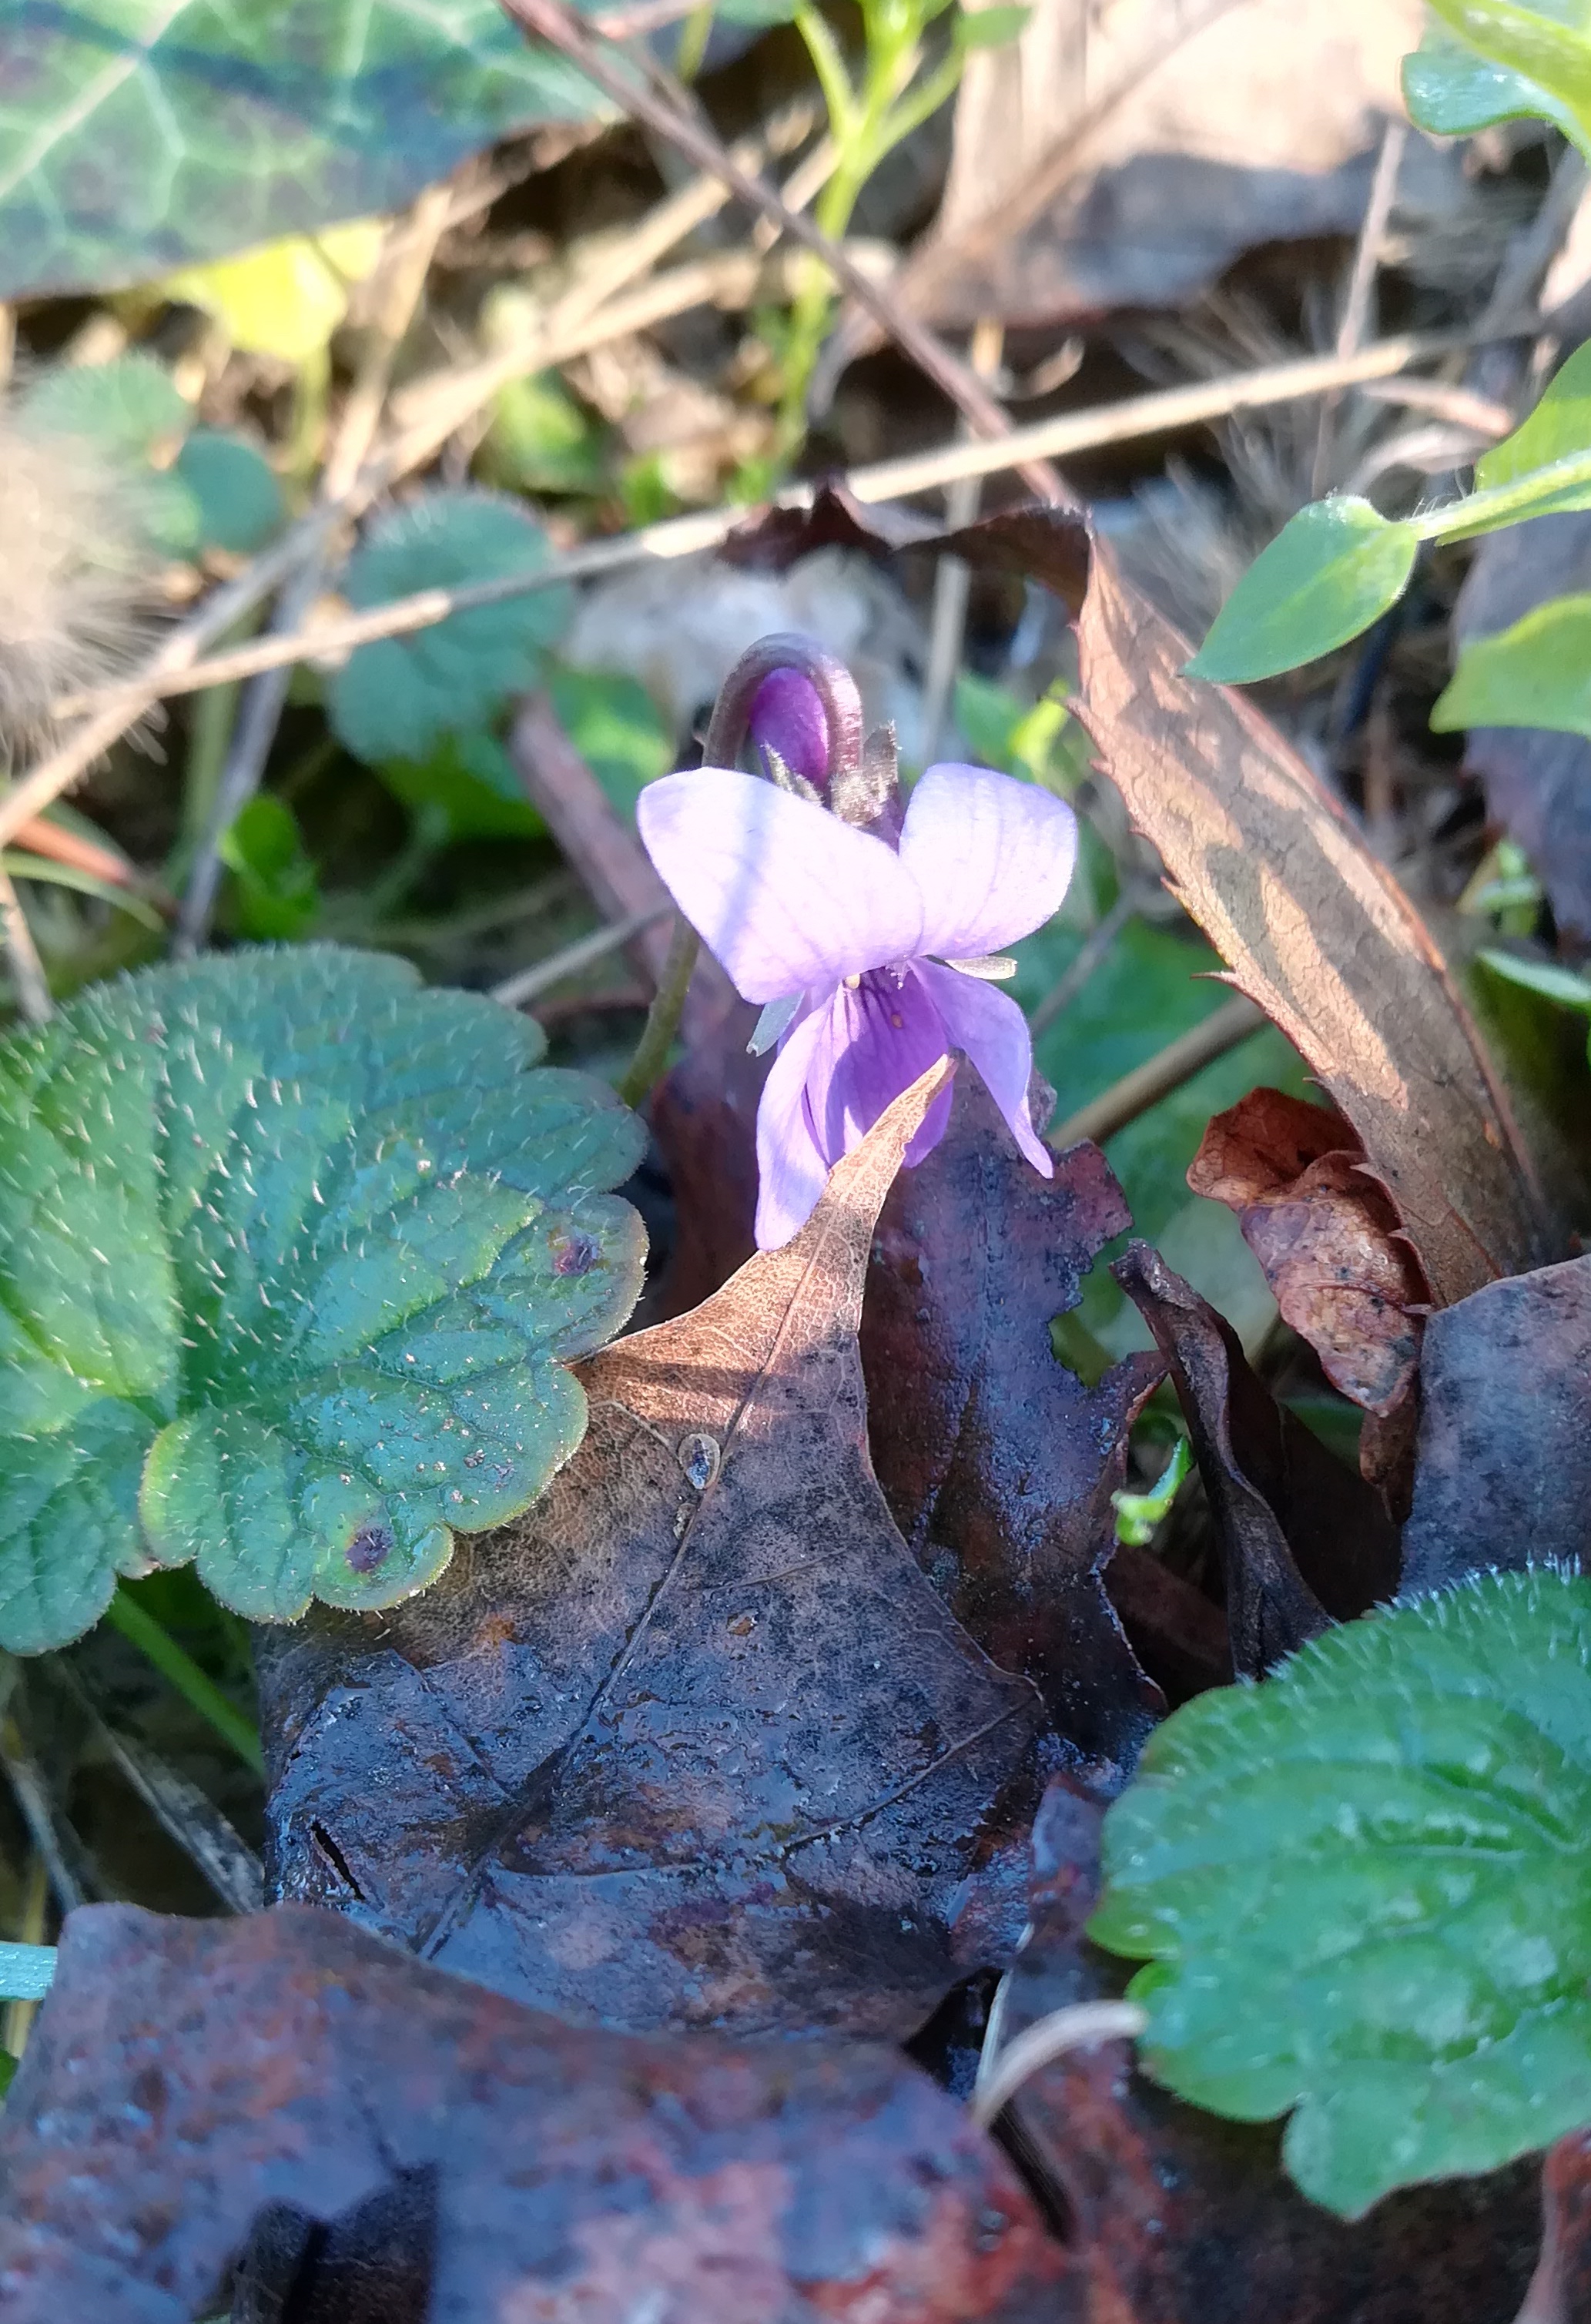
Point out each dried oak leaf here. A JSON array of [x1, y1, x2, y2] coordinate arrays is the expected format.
[[0, 1899, 1071, 2323], [1512, 2128, 1591, 2324], [1114, 1243, 1399, 1673], [985, 1776, 1542, 2324], [1187, 1087, 1426, 1416], [259, 1063, 1053, 2041], [862, 1075, 1166, 1780], [1070, 526, 1550, 1305], [1401, 1254, 1591, 1597]]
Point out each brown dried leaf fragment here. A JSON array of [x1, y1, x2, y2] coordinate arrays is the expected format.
[[1075, 531, 1550, 1305], [260, 1063, 1053, 2041], [862, 1078, 1166, 1780], [0, 1900, 1074, 2324], [1187, 1087, 1425, 1414], [1114, 1244, 1399, 1673], [1401, 1254, 1591, 1597]]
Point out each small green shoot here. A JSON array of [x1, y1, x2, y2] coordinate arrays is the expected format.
[[1112, 1436, 1192, 1546]]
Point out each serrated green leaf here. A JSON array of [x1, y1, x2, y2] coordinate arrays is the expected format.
[[330, 490, 571, 765], [1187, 499, 1419, 684], [1090, 1569, 1591, 2219], [0, 947, 645, 1652], [173, 430, 286, 554], [1402, 19, 1585, 144], [0, 2, 606, 301], [1432, 593, 1591, 735], [1414, 0, 1591, 157]]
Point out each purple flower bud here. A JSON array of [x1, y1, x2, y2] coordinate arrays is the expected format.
[[748, 666, 830, 791]]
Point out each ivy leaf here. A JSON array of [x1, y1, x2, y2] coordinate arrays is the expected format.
[[1187, 500, 1420, 684], [0, 2, 605, 300], [1089, 1569, 1591, 2219], [0, 947, 645, 1654], [1407, 0, 1591, 160], [1432, 594, 1591, 736], [329, 490, 572, 766]]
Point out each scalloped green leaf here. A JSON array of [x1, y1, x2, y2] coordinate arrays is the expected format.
[[330, 490, 572, 766], [1187, 498, 1419, 684], [1090, 1569, 1591, 2219], [1432, 592, 1591, 734], [0, 2, 605, 302], [1408, 1, 1591, 158], [173, 430, 286, 554], [0, 947, 645, 1653], [20, 353, 203, 558]]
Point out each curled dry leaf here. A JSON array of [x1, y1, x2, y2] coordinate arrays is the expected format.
[[862, 1076, 1166, 1781], [259, 1062, 1056, 2041], [1187, 1088, 1425, 1417], [983, 1776, 1542, 2324], [1513, 2129, 1591, 2324], [0, 1900, 1071, 2323], [1071, 529, 1550, 1307], [1401, 1254, 1591, 1598], [1114, 1244, 1399, 1674]]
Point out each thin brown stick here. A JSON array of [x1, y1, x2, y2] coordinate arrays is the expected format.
[[1029, 889, 1135, 1037], [1047, 995, 1267, 1151], [1311, 117, 1405, 497], [494, 0, 1066, 501], [491, 903, 671, 1006]]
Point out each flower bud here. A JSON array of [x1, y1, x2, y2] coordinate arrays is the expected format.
[[748, 665, 830, 792]]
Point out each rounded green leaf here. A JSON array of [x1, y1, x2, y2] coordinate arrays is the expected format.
[[1187, 499, 1419, 685], [0, 947, 646, 1648], [1090, 1569, 1591, 2219], [1432, 594, 1591, 735], [1402, 21, 1586, 146], [1414, 0, 1591, 158], [377, 732, 547, 842], [330, 489, 572, 765], [174, 430, 286, 553], [20, 353, 189, 461]]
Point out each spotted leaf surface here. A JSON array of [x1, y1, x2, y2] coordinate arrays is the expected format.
[[0, 948, 645, 1651], [1089, 1569, 1591, 2218]]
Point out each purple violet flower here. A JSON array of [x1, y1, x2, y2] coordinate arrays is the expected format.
[[748, 666, 830, 791], [638, 759, 1078, 1247]]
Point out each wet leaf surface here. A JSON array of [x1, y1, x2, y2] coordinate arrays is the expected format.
[[1114, 1244, 1399, 1672], [1187, 1087, 1426, 1414], [0, 1899, 1072, 2323], [985, 1776, 1543, 2324], [862, 1077, 1166, 1780], [258, 1065, 1056, 2040], [1401, 1254, 1591, 1596]]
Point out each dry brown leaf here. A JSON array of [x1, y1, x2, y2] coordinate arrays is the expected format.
[[260, 1061, 1056, 2041], [1187, 1086, 1425, 1414], [1076, 534, 1550, 1306]]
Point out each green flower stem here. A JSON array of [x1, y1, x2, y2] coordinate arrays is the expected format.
[[1413, 444, 1591, 541], [616, 914, 701, 1110], [105, 1586, 266, 1777]]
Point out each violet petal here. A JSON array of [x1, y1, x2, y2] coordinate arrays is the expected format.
[[638, 768, 924, 1004], [916, 959, 1053, 1177], [901, 763, 1078, 960], [754, 1000, 834, 1247], [804, 969, 951, 1170], [749, 667, 829, 789]]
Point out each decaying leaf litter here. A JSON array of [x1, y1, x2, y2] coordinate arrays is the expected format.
[[2, 0, 1591, 2316]]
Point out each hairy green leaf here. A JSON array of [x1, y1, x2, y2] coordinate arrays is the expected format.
[[173, 431, 286, 554], [1187, 499, 1419, 684], [330, 490, 571, 766], [0, 2, 604, 300], [1090, 1569, 1591, 2218], [1411, 0, 1591, 157], [0, 948, 645, 1653], [1432, 593, 1591, 735], [21, 353, 205, 558]]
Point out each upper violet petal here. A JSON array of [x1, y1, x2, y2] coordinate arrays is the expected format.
[[901, 763, 1078, 960], [916, 959, 1053, 1177], [638, 768, 924, 1004], [749, 668, 829, 789], [754, 1000, 835, 1247]]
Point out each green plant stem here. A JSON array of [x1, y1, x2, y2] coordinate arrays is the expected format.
[[105, 1587, 265, 1777], [1415, 444, 1591, 541], [615, 913, 701, 1108], [675, 0, 713, 79]]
